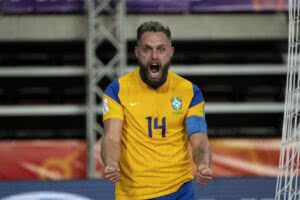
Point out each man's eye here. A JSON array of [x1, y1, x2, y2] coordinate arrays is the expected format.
[[158, 48, 166, 52]]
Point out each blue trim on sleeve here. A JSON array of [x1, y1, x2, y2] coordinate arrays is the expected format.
[[104, 80, 121, 104], [189, 84, 204, 108], [185, 116, 207, 135]]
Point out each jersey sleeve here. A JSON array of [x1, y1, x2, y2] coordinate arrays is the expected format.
[[102, 79, 124, 121], [185, 84, 207, 135]]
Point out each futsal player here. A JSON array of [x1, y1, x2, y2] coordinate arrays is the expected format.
[[101, 21, 212, 200]]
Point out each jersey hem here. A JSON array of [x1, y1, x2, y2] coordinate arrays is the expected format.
[[116, 177, 193, 200], [103, 115, 124, 121]]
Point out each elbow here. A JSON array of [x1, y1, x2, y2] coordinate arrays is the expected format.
[[106, 134, 121, 145], [102, 133, 121, 148]]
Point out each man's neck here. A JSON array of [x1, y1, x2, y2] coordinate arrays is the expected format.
[[139, 69, 168, 89]]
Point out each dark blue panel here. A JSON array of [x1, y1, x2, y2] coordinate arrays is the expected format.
[[104, 79, 121, 104], [190, 0, 287, 12], [126, 0, 189, 13], [189, 84, 204, 108], [34, 0, 84, 13], [0, 180, 114, 200], [194, 177, 276, 200], [0, 0, 287, 14], [0, 178, 276, 200], [1, 0, 35, 13]]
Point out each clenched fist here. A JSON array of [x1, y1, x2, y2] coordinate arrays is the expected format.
[[195, 164, 213, 185], [103, 162, 120, 183]]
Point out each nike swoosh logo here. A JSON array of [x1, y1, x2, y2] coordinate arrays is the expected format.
[[130, 102, 139, 106]]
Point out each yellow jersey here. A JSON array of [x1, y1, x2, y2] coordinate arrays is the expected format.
[[103, 68, 207, 200]]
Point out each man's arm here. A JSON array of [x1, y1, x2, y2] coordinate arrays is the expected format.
[[189, 133, 213, 185], [101, 118, 123, 183]]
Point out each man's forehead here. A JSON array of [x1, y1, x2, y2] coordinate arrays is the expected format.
[[139, 32, 171, 46]]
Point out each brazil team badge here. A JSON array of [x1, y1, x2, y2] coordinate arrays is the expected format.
[[171, 97, 183, 115]]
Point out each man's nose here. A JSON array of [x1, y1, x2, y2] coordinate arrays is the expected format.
[[151, 50, 158, 60]]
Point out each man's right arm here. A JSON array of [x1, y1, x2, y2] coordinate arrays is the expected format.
[[101, 118, 123, 183]]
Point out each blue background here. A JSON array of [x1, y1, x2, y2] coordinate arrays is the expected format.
[[0, 178, 276, 200]]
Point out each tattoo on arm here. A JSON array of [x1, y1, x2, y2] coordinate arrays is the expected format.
[[192, 146, 212, 166]]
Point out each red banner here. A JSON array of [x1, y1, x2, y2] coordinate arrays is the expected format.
[[0, 140, 87, 180], [209, 139, 280, 177], [0, 139, 280, 179]]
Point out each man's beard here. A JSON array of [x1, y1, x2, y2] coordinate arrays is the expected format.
[[139, 60, 170, 89]]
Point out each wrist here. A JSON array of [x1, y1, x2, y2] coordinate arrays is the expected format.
[[198, 163, 210, 169], [106, 161, 119, 167]]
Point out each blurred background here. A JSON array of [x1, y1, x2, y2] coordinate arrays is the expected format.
[[0, 0, 288, 199]]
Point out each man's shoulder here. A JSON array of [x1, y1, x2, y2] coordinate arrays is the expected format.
[[169, 70, 193, 89], [104, 70, 135, 90], [118, 68, 138, 84]]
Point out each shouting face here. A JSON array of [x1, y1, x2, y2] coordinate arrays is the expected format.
[[135, 32, 174, 89]]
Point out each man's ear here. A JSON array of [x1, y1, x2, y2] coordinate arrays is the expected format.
[[171, 46, 175, 57], [134, 46, 138, 58]]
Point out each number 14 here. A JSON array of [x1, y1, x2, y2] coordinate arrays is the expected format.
[[146, 116, 166, 138]]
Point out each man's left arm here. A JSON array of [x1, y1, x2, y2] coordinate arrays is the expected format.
[[186, 83, 212, 184], [189, 133, 213, 184]]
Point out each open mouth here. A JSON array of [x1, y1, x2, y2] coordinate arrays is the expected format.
[[149, 63, 160, 79]]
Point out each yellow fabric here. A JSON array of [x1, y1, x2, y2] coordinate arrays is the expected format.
[[187, 101, 205, 118], [103, 94, 124, 121], [103, 68, 205, 199]]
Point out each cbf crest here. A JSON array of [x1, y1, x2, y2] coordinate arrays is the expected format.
[[171, 97, 182, 111]]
